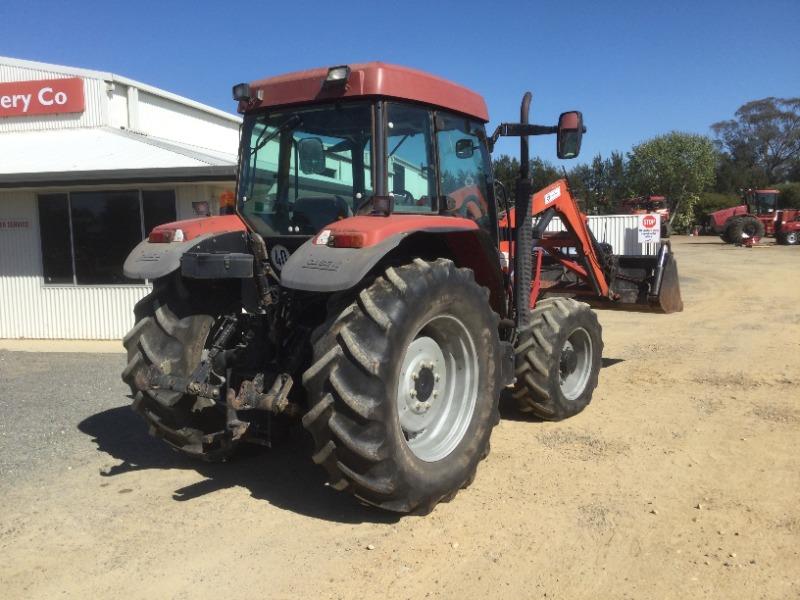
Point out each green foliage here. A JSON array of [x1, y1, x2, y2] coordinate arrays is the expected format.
[[628, 132, 716, 200], [530, 157, 562, 192], [491, 154, 561, 205], [693, 192, 741, 225], [491, 154, 519, 202], [776, 182, 800, 209], [712, 97, 800, 184], [566, 151, 630, 214], [672, 193, 699, 233]]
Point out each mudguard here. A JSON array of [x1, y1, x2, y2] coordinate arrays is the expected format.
[[280, 234, 405, 292], [124, 231, 251, 280], [280, 214, 490, 293]]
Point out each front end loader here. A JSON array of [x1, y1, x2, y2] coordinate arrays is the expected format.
[[121, 63, 683, 513]]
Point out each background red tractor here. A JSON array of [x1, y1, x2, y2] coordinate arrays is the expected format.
[[705, 189, 800, 243], [121, 63, 682, 514]]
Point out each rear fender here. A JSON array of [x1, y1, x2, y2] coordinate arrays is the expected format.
[[280, 228, 506, 315], [124, 230, 251, 280]]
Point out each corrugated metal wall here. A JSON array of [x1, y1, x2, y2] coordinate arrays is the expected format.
[[544, 215, 659, 255], [0, 190, 150, 339], [0, 63, 107, 133], [0, 185, 227, 340]]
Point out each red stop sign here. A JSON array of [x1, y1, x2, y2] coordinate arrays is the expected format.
[[642, 215, 657, 228]]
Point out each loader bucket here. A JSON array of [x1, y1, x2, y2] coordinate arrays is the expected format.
[[587, 243, 684, 314]]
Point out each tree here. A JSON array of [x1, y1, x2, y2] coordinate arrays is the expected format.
[[565, 152, 632, 214], [627, 132, 716, 231], [491, 154, 562, 205], [712, 97, 800, 184], [491, 154, 519, 204]]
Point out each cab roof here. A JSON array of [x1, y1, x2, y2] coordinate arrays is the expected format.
[[240, 62, 489, 122]]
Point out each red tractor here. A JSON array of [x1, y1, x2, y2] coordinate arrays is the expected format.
[[705, 189, 800, 243], [121, 63, 682, 514]]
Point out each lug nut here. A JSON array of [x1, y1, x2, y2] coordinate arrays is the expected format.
[[434, 374, 440, 382]]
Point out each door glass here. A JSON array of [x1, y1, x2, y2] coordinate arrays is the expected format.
[[436, 113, 491, 227], [386, 103, 436, 213]]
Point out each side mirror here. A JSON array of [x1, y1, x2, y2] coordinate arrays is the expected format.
[[557, 111, 584, 159], [298, 137, 326, 174], [455, 138, 475, 159]]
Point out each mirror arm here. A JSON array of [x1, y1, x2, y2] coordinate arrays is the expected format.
[[489, 123, 559, 151]]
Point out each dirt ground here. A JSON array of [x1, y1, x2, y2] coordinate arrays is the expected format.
[[1, 236, 798, 600]]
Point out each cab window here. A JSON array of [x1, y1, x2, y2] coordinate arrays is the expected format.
[[386, 103, 437, 213], [435, 113, 492, 228]]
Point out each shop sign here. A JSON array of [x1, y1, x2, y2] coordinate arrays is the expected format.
[[0, 219, 31, 230], [0, 77, 85, 118], [637, 213, 661, 244]]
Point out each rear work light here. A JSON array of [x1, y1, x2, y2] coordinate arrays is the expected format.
[[232, 82, 263, 102], [149, 228, 185, 243], [323, 65, 351, 88]]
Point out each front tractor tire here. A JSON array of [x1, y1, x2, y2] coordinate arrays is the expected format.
[[724, 216, 765, 243], [121, 276, 237, 461], [513, 297, 603, 420], [302, 258, 502, 514]]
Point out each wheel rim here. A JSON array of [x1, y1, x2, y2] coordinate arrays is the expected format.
[[396, 314, 478, 462], [559, 327, 593, 401], [788, 232, 798, 244], [743, 222, 758, 236]]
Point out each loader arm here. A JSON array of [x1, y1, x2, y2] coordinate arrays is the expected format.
[[530, 179, 611, 299], [502, 178, 683, 314]]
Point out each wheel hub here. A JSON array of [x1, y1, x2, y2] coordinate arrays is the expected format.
[[560, 344, 579, 376], [396, 315, 478, 462], [559, 328, 593, 401], [399, 337, 445, 420], [415, 367, 436, 402]]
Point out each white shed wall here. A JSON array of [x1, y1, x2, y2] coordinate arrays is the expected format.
[[0, 183, 232, 340], [137, 90, 240, 155], [543, 214, 659, 255]]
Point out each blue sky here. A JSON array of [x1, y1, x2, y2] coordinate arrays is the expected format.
[[2, 0, 798, 163]]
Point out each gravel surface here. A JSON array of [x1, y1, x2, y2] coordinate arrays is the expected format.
[[1, 237, 798, 599], [0, 351, 142, 484]]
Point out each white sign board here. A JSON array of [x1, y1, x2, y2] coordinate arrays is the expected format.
[[637, 213, 661, 244]]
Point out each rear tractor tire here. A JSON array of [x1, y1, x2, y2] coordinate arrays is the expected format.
[[513, 297, 603, 420], [721, 218, 741, 243], [302, 258, 502, 514], [121, 276, 238, 461], [726, 216, 765, 243]]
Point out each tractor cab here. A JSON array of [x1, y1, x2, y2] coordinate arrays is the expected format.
[[744, 189, 779, 215], [234, 64, 498, 271]]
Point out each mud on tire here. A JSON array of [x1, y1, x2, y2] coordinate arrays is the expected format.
[[513, 297, 603, 421], [121, 275, 237, 461], [301, 258, 502, 514]]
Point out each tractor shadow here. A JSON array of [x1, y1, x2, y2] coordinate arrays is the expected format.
[[499, 357, 624, 422], [77, 405, 399, 525]]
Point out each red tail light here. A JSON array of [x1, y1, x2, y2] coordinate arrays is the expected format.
[[330, 232, 366, 248], [148, 228, 185, 243]]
